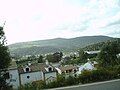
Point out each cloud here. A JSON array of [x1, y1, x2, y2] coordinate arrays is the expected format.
[[54, 20, 90, 32], [105, 25, 120, 38], [105, 20, 120, 27], [0, 0, 120, 44]]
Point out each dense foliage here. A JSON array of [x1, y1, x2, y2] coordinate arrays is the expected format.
[[16, 55, 44, 66], [38, 55, 44, 63], [0, 26, 11, 90], [79, 68, 119, 84], [97, 39, 120, 67], [83, 38, 119, 51], [46, 52, 63, 63]]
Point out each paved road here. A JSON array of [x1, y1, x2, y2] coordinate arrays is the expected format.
[[48, 79, 120, 90]]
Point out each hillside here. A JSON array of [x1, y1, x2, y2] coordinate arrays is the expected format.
[[82, 38, 120, 51], [8, 36, 113, 56]]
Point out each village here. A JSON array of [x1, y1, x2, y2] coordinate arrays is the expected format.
[[6, 50, 99, 89]]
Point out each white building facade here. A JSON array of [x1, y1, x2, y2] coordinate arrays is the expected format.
[[7, 61, 57, 88], [6, 61, 20, 89], [19, 71, 43, 85]]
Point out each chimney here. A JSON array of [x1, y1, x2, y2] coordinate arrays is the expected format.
[[28, 61, 31, 66], [45, 60, 49, 65]]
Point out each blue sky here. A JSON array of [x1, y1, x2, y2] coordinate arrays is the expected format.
[[0, 0, 120, 44]]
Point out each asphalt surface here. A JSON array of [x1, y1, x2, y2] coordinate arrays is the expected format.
[[48, 79, 120, 90]]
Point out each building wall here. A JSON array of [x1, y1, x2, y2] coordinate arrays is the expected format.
[[55, 68, 62, 74], [44, 72, 57, 83], [20, 71, 42, 85], [7, 69, 20, 89]]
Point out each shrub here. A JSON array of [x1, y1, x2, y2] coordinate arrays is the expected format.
[[78, 67, 119, 84]]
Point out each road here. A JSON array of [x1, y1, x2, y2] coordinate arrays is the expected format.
[[47, 79, 120, 90]]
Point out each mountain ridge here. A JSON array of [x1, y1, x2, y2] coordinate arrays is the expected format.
[[8, 35, 114, 56]]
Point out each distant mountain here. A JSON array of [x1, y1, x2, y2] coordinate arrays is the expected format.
[[82, 38, 120, 51], [8, 36, 114, 57]]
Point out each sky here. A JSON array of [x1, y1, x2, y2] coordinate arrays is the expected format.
[[0, 0, 120, 44]]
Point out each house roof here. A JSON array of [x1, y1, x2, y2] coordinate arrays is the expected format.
[[83, 62, 94, 70], [58, 65, 78, 72], [18, 63, 56, 74], [79, 61, 95, 71], [77, 61, 95, 75], [85, 51, 100, 54]]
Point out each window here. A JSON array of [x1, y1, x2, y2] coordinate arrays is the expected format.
[[10, 79, 16, 82], [69, 69, 72, 73], [74, 69, 77, 73], [48, 67, 52, 72], [27, 76, 30, 79], [66, 70, 69, 73], [26, 68, 30, 72]]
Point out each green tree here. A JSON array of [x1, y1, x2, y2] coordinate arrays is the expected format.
[[78, 50, 88, 63], [53, 52, 63, 62], [38, 55, 44, 63], [0, 26, 11, 89], [46, 52, 63, 63], [97, 40, 120, 67], [65, 75, 77, 85], [46, 54, 54, 62], [56, 75, 66, 87], [27, 55, 36, 61]]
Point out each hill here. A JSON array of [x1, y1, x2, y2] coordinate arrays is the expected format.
[[82, 38, 120, 51], [8, 36, 114, 57]]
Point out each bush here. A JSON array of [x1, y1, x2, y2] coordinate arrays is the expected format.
[[78, 67, 119, 84], [32, 80, 46, 89], [65, 76, 78, 86]]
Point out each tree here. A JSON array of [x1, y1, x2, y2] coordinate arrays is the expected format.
[[97, 40, 120, 67], [0, 26, 11, 90], [27, 55, 36, 61], [53, 52, 63, 62], [78, 50, 88, 63], [38, 55, 44, 63], [46, 54, 54, 62], [46, 52, 63, 63]]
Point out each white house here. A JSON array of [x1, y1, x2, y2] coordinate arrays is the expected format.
[[84, 50, 100, 54], [18, 64, 43, 85], [18, 62, 57, 85], [6, 61, 20, 89], [7, 61, 57, 88], [76, 60, 98, 75]]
